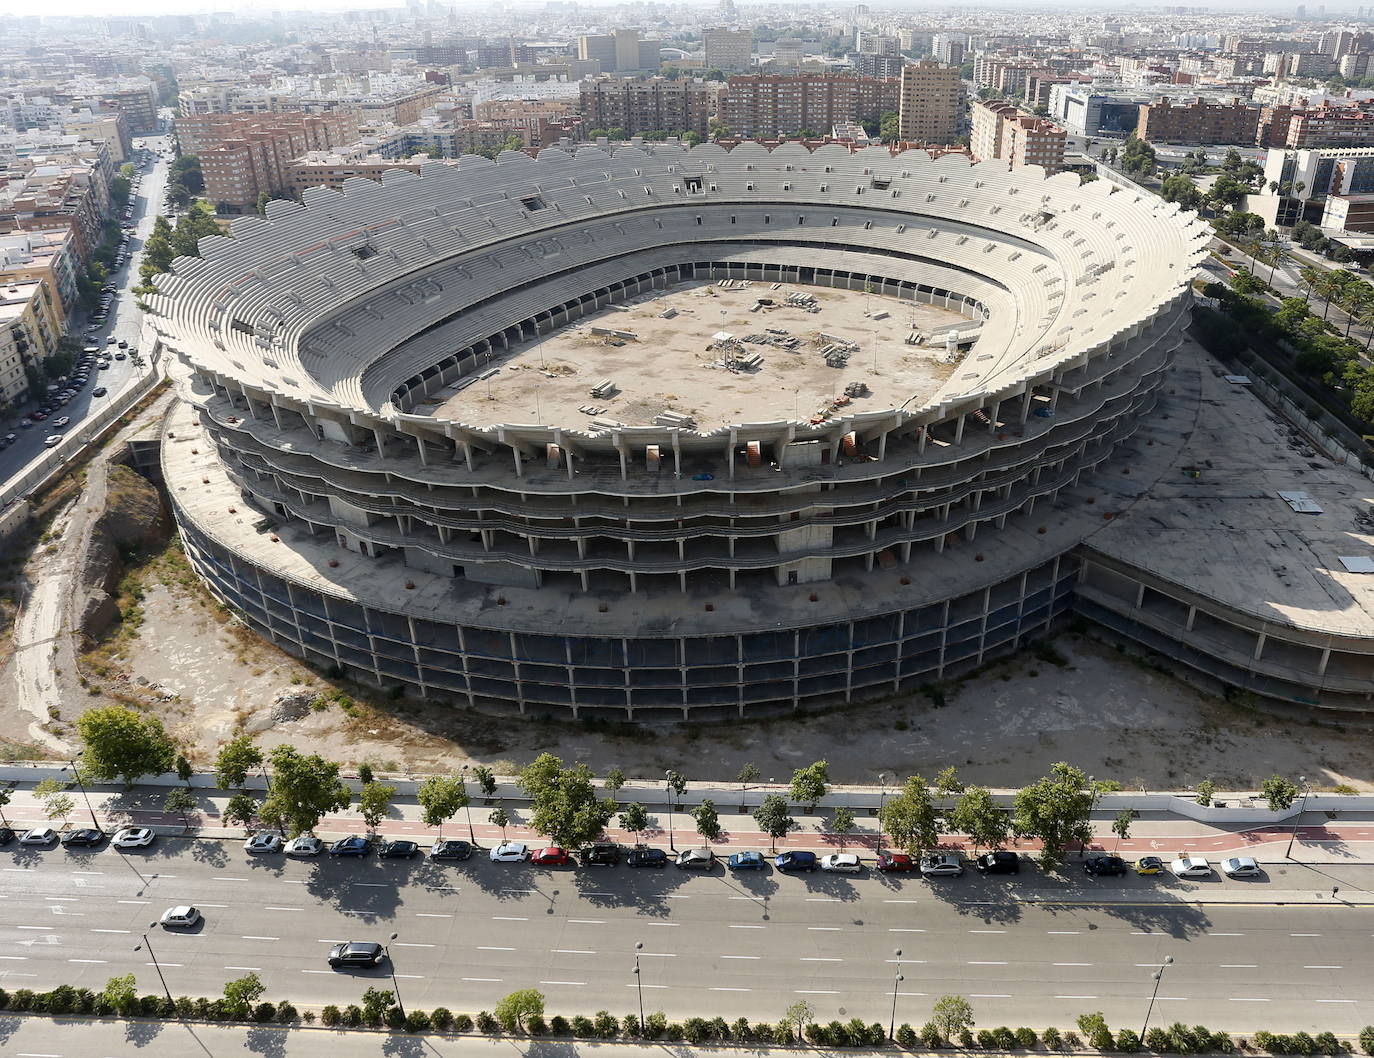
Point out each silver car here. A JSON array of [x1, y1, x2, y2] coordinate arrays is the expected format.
[[285, 835, 324, 856], [160, 905, 201, 928], [820, 852, 862, 873], [920, 853, 964, 877], [1221, 856, 1261, 878]]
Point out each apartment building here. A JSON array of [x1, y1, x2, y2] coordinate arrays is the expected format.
[[0, 165, 107, 263], [188, 113, 360, 211], [852, 54, 906, 80], [0, 228, 82, 324], [286, 152, 427, 196], [898, 60, 961, 144], [0, 277, 64, 409], [1136, 97, 1259, 145], [1259, 103, 1374, 149], [721, 74, 899, 137], [704, 28, 753, 72], [970, 99, 1066, 173], [577, 77, 712, 137], [577, 30, 660, 72], [856, 32, 901, 57]]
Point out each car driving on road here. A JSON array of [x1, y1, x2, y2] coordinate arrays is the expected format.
[[328, 941, 385, 968], [160, 906, 201, 928]]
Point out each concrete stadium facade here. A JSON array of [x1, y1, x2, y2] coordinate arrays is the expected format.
[[148, 142, 1210, 719]]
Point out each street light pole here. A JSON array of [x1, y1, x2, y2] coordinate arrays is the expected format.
[[1286, 776, 1311, 859], [461, 765, 476, 844], [137, 924, 175, 1006], [889, 948, 904, 1041], [387, 931, 406, 1019], [633, 941, 645, 1032], [67, 753, 101, 831], [664, 772, 675, 852], [1139, 955, 1174, 1042]]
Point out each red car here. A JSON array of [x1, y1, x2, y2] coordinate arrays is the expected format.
[[531, 846, 571, 866], [877, 852, 915, 872]]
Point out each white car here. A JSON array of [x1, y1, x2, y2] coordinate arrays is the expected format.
[[1221, 856, 1261, 878], [920, 853, 964, 877], [112, 827, 155, 849], [1170, 856, 1213, 879], [489, 841, 529, 863], [820, 852, 862, 873], [160, 905, 201, 928], [244, 832, 282, 853], [285, 835, 324, 856], [19, 827, 57, 845]]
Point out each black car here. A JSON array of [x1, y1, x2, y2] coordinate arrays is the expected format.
[[379, 840, 418, 859], [579, 842, 621, 866], [0, 827, 14, 846], [329, 835, 370, 857], [626, 846, 668, 868], [976, 851, 1021, 875], [61, 828, 106, 848], [1084, 855, 1129, 877], [327, 941, 385, 968], [429, 839, 472, 861]]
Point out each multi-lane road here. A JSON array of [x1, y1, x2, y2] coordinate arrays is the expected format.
[[1, 838, 1369, 1032]]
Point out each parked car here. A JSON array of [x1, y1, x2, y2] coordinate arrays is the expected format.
[[1135, 856, 1165, 875], [728, 850, 767, 871], [877, 852, 915, 873], [676, 847, 715, 870], [976, 851, 1021, 875], [379, 840, 419, 859], [429, 839, 472, 861], [52, 416, 70, 429], [775, 851, 818, 873], [244, 832, 282, 853], [1221, 856, 1261, 878], [579, 842, 621, 866], [329, 835, 370, 857], [530, 846, 571, 866], [20, 827, 57, 845], [327, 941, 384, 968], [92, 387, 107, 397], [1170, 856, 1213, 879], [61, 828, 105, 848], [489, 842, 529, 863], [0, 827, 13, 846], [821, 852, 862, 873], [1084, 855, 1130, 877], [920, 853, 964, 877], [160, 906, 201, 929], [43, 435, 62, 447], [111, 827, 155, 849], [627, 846, 668, 868]]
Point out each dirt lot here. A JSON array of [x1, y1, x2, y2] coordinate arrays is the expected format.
[[22, 535, 1373, 791]]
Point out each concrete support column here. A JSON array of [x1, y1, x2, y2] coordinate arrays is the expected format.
[[917, 426, 928, 454], [618, 444, 628, 480], [1185, 606, 1196, 632], [1252, 632, 1266, 662], [1135, 582, 1146, 609], [372, 427, 387, 458], [269, 403, 284, 430], [511, 445, 523, 477], [416, 436, 429, 466], [1021, 389, 1034, 424], [954, 414, 966, 445], [460, 440, 475, 469], [1318, 647, 1331, 678]]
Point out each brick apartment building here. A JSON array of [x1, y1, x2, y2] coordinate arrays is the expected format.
[[970, 99, 1067, 173], [720, 74, 899, 137], [1135, 97, 1259, 145], [184, 113, 359, 211], [577, 77, 712, 137], [1259, 102, 1374, 149], [898, 60, 961, 144]]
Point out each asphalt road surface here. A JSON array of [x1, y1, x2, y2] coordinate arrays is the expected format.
[[0, 135, 171, 487], [0, 838, 1369, 1032]]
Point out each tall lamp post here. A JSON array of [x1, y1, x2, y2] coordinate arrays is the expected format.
[[135, 923, 175, 1006], [1139, 955, 1174, 1042], [66, 751, 101, 831], [460, 765, 476, 844], [664, 772, 675, 852], [1286, 776, 1312, 859], [386, 931, 406, 1019], [888, 948, 904, 1041], [632, 941, 646, 1032]]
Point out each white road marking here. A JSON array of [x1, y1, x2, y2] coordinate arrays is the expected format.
[[800, 957, 843, 962], [1047, 931, 1080, 935], [394, 974, 425, 979], [728, 896, 757, 901], [415, 913, 450, 918], [568, 920, 605, 925], [224, 966, 261, 972], [639, 952, 676, 957], [1316, 999, 1357, 1004], [883, 899, 919, 904], [394, 943, 435, 948], [729, 924, 765, 929], [501, 889, 535, 894], [117, 900, 149, 905], [1228, 998, 1270, 1003], [1290, 933, 1321, 937], [1056, 995, 1098, 1000], [477, 946, 516, 951], [807, 926, 842, 931], [147, 963, 182, 968], [552, 950, 596, 955], [492, 916, 527, 921], [17, 1051, 62, 1056], [353, 883, 388, 888], [711, 987, 752, 992], [539, 980, 585, 986], [969, 961, 1009, 965], [90, 929, 131, 934], [1054, 963, 1093, 967], [889, 928, 926, 933], [1305, 965, 1343, 969], [969, 994, 1011, 999], [71, 871, 103, 876], [301, 970, 333, 975], [1210, 933, 1244, 937], [242, 936, 279, 941], [264, 907, 303, 912], [722, 955, 760, 960], [198, 904, 228, 909], [795, 990, 839, 995], [0, 956, 29, 960], [212, 877, 247, 882], [16, 927, 47, 931], [969, 929, 1006, 934], [645, 922, 680, 927], [1220, 964, 1257, 969], [462, 977, 503, 983], [67, 959, 106, 964], [806, 897, 841, 902]]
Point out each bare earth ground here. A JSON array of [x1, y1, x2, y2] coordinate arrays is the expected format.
[[9, 532, 1371, 790]]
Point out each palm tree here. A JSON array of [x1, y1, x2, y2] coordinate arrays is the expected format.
[[1299, 265, 1324, 305], [1267, 243, 1293, 286], [1341, 281, 1374, 337], [1244, 237, 1265, 271], [1268, 180, 1280, 194], [1359, 307, 1374, 351]]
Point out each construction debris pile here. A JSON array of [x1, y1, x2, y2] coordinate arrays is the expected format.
[[786, 291, 821, 312], [818, 332, 858, 368], [709, 332, 764, 373], [741, 327, 801, 350]]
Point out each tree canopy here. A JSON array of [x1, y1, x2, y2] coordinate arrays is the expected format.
[[76, 705, 177, 787], [518, 753, 616, 848], [1012, 762, 1104, 869], [213, 734, 263, 790], [417, 774, 468, 837], [879, 776, 941, 854], [789, 760, 829, 810], [259, 745, 351, 837]]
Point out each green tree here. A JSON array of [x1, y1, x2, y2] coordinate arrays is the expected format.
[[102, 973, 137, 1015], [879, 110, 901, 141], [789, 760, 829, 811], [683, 131, 703, 146], [737, 762, 760, 809], [76, 705, 177, 787], [417, 774, 468, 839], [1262, 775, 1300, 812], [1111, 809, 1136, 852], [488, 806, 510, 839], [518, 754, 616, 848], [223, 792, 259, 832], [35, 778, 74, 825], [255, 191, 271, 216], [604, 767, 626, 801], [358, 782, 397, 831], [830, 806, 856, 848], [471, 764, 497, 800], [163, 787, 197, 831], [950, 786, 1009, 853], [1195, 779, 1215, 807], [214, 735, 263, 790], [223, 971, 265, 1019], [665, 769, 687, 804], [360, 986, 394, 1023], [1013, 762, 1104, 869], [931, 995, 975, 1039], [357, 763, 374, 786], [692, 799, 721, 845], [934, 766, 964, 799], [494, 988, 545, 1032], [259, 745, 351, 838], [880, 775, 942, 854], [619, 802, 648, 842], [0, 784, 11, 825], [753, 793, 797, 850], [783, 999, 816, 1043]]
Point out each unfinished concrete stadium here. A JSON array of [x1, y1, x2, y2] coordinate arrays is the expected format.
[[144, 142, 1374, 719]]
